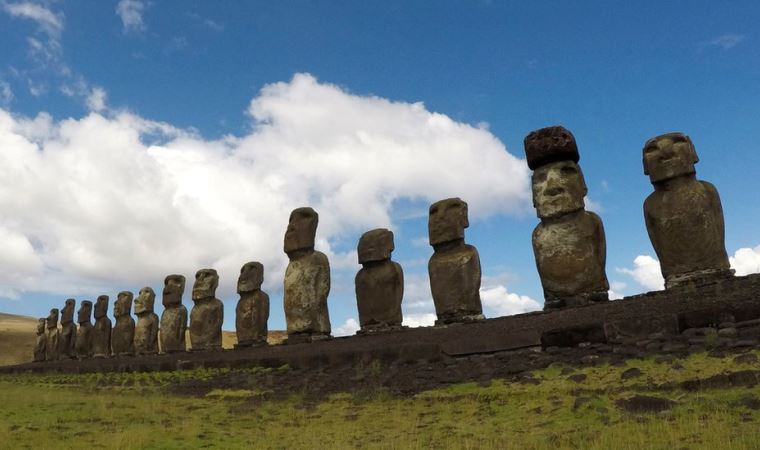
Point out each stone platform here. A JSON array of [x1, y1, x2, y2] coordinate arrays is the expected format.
[[4, 274, 759, 375]]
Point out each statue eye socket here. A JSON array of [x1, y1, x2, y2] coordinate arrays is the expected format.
[[430, 207, 438, 214], [560, 166, 577, 175], [644, 146, 657, 154]]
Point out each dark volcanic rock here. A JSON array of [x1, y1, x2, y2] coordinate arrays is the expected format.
[[615, 395, 676, 413]]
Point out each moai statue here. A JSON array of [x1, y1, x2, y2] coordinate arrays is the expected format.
[[92, 295, 112, 358], [189, 269, 224, 351], [428, 198, 484, 324], [134, 287, 159, 355], [235, 262, 270, 347], [44, 308, 59, 361], [160, 274, 188, 353], [74, 300, 94, 359], [283, 207, 331, 342], [58, 298, 77, 359], [112, 291, 135, 356], [643, 132, 732, 288], [524, 126, 609, 309], [355, 228, 404, 333], [33, 318, 46, 362]]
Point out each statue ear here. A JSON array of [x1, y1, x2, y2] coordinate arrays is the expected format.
[[685, 135, 699, 164]]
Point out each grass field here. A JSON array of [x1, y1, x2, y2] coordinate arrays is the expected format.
[[1, 350, 759, 449]]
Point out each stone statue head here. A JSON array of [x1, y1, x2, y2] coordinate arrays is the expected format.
[[60, 298, 75, 324], [237, 262, 264, 294], [36, 318, 46, 335], [94, 295, 109, 319], [643, 132, 698, 183], [284, 207, 318, 254], [358, 228, 394, 264], [192, 268, 219, 300], [77, 300, 92, 324], [114, 291, 133, 318], [524, 126, 580, 170], [532, 160, 587, 219], [134, 287, 156, 315], [428, 198, 469, 246], [162, 274, 186, 307], [46, 308, 59, 329]]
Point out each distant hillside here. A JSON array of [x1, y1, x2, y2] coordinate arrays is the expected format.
[[0, 312, 287, 366], [0, 313, 38, 366]]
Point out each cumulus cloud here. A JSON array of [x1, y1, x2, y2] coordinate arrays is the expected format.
[[334, 318, 359, 336], [116, 0, 147, 33], [480, 284, 541, 316], [710, 34, 746, 50], [730, 245, 760, 276], [402, 313, 436, 328], [608, 280, 626, 300], [85, 87, 108, 112], [0, 73, 531, 301], [616, 255, 664, 292]]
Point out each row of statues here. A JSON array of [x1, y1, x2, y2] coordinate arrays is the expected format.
[[34, 126, 734, 361]]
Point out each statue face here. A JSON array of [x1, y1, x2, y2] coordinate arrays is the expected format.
[[192, 269, 219, 300], [643, 132, 698, 183], [60, 298, 75, 324], [114, 291, 133, 318], [532, 160, 587, 219], [134, 287, 155, 314], [237, 262, 263, 294], [94, 295, 109, 319], [358, 228, 394, 264], [46, 308, 59, 329], [77, 301, 92, 323], [37, 318, 46, 335], [162, 274, 186, 307], [284, 207, 318, 254], [428, 198, 469, 246]]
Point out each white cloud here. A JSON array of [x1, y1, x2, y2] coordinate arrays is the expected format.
[[0, 81, 12, 105], [86, 87, 108, 112], [334, 318, 359, 336], [584, 196, 602, 213], [402, 313, 436, 328], [710, 34, 746, 50], [617, 255, 664, 292], [116, 0, 147, 33], [730, 245, 760, 276], [480, 284, 541, 316], [608, 280, 626, 300], [2, 2, 63, 36], [0, 73, 531, 301]]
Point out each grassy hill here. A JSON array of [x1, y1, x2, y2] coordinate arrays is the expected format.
[[0, 313, 38, 366], [1, 350, 759, 448], [0, 312, 287, 366]]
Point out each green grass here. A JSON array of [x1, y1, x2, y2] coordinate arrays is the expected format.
[[1, 351, 759, 449]]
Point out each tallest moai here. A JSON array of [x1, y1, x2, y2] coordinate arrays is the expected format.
[[524, 126, 609, 309]]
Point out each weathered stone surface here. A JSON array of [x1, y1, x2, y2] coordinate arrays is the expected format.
[[160, 274, 187, 353], [355, 228, 403, 332], [643, 132, 732, 289], [428, 198, 483, 324], [134, 287, 159, 355], [541, 323, 607, 349], [112, 291, 135, 356], [58, 298, 76, 359], [525, 127, 609, 310], [45, 308, 59, 361], [524, 125, 580, 170], [190, 269, 223, 351], [92, 295, 112, 358], [284, 207, 331, 340], [236, 262, 270, 347], [75, 300, 94, 359], [33, 318, 46, 362]]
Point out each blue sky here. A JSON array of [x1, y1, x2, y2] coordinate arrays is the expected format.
[[0, 1, 758, 334]]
